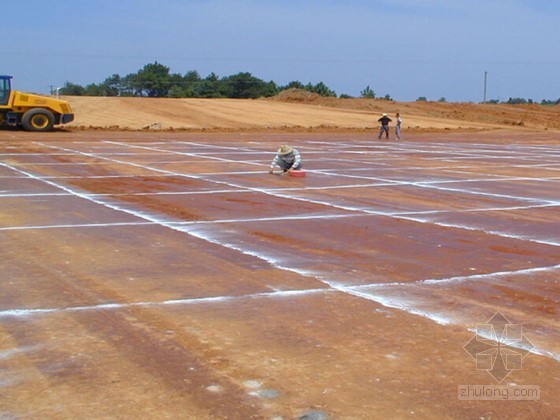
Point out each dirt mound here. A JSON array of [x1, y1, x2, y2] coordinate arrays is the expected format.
[[273, 88, 324, 102], [271, 90, 560, 131], [61, 92, 560, 132]]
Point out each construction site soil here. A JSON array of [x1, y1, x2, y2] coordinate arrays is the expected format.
[[1, 92, 559, 419], [60, 89, 560, 133]]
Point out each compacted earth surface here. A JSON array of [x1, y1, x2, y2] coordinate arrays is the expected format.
[[1, 96, 559, 419], [63, 90, 560, 132]]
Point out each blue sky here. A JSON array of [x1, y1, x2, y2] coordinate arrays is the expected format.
[[4, 0, 560, 101]]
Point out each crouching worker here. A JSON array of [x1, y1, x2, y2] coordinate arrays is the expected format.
[[268, 144, 302, 174]]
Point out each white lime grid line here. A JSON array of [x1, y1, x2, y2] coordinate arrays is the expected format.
[[0, 139, 559, 361], [1, 139, 559, 243]]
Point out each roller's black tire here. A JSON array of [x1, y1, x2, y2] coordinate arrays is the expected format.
[[22, 108, 55, 132]]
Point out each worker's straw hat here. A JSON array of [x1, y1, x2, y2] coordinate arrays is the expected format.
[[278, 144, 293, 155], [382, 113, 387, 116]]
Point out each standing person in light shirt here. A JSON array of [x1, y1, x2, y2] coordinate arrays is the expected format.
[[395, 112, 402, 140]]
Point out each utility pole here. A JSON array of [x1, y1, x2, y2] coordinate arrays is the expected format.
[[483, 71, 487, 103]]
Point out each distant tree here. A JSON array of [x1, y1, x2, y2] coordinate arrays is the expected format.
[[339, 93, 353, 98], [59, 82, 86, 96], [306, 81, 336, 97], [181, 70, 202, 97], [262, 81, 279, 97], [84, 83, 104, 96], [360, 85, 376, 98], [416, 96, 428, 102], [486, 99, 500, 104], [383, 93, 393, 101], [506, 97, 527, 104], [56, 62, 336, 99], [438, 97, 447, 102], [184, 70, 201, 82], [541, 98, 560, 105], [220, 72, 278, 99], [281, 81, 305, 90], [129, 62, 172, 97], [120, 73, 139, 96], [99, 74, 122, 96], [168, 72, 184, 93], [168, 85, 184, 98], [197, 73, 223, 98], [277, 80, 337, 97]]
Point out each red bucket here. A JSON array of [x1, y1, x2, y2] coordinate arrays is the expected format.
[[290, 170, 306, 177]]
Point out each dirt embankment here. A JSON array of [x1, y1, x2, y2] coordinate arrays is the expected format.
[[62, 89, 560, 132]]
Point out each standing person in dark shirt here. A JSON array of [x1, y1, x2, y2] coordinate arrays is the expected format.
[[377, 113, 392, 139]]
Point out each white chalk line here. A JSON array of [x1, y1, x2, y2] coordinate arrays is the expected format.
[[0, 213, 359, 232], [0, 192, 73, 198], [0, 159, 356, 330], [342, 143, 560, 161], [60, 139, 560, 260], [312, 168, 560, 190], [349, 264, 560, 289], [345, 264, 560, 363], [36, 143, 381, 219], [340, 140, 560, 153], [114, 140, 510, 172], [105, 140, 268, 168], [0, 153, 75, 157], [108, 141, 559, 207], [0, 173, 178, 180], [14, 142, 560, 254], [32, 142, 560, 247], [5, 141, 560, 361], [316, 163, 560, 174], [27, 141, 558, 277], [0, 189, 247, 199], [2, 201, 559, 243], [3, 205, 560, 249], [469, 326, 560, 363], [0, 181, 404, 199], [5, 140, 559, 189], [3, 159, 235, 166], [0, 161, 183, 227], [308, 167, 558, 204], [182, 224, 560, 358], [0, 159, 342, 301], [0, 288, 332, 319], [283, 142, 560, 172], [0, 221, 156, 231], [0, 159, 534, 299], [191, 204, 477, 327], [395, 214, 560, 247], [4, 225, 557, 366]]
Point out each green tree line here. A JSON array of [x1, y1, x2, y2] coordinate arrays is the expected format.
[[60, 62, 560, 103], [60, 61, 340, 99], [502, 97, 560, 105]]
